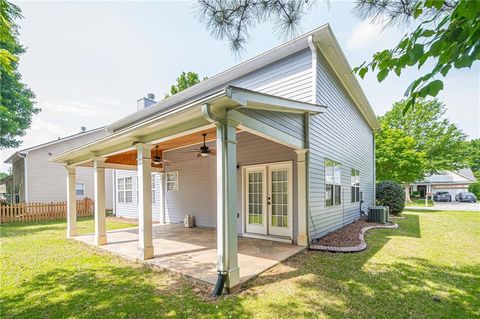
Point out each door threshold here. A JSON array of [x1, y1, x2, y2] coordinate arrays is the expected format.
[[242, 232, 293, 244]]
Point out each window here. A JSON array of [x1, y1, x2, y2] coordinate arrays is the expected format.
[[166, 171, 178, 192], [151, 174, 157, 204], [117, 177, 133, 203], [351, 169, 360, 202], [325, 159, 341, 206], [76, 183, 85, 196]]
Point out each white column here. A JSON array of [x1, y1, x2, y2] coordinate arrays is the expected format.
[[66, 165, 77, 237], [159, 172, 166, 225], [295, 149, 309, 247], [216, 118, 240, 291], [94, 159, 107, 246], [137, 143, 154, 260]]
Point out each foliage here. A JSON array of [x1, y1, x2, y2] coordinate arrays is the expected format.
[[468, 182, 480, 198], [0, 0, 39, 149], [164, 71, 206, 98], [376, 180, 405, 215], [379, 99, 466, 176], [195, 0, 317, 53], [411, 191, 420, 198], [465, 139, 480, 178], [0, 171, 8, 179], [3, 212, 479, 318], [375, 126, 426, 184], [354, 0, 479, 112]]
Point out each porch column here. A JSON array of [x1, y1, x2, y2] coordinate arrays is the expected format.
[[159, 172, 166, 224], [295, 149, 309, 247], [136, 143, 154, 260], [94, 158, 107, 246], [66, 165, 77, 237], [216, 118, 240, 290]]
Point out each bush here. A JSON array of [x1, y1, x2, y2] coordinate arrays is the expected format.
[[469, 182, 480, 198], [376, 180, 405, 215], [411, 191, 420, 199]]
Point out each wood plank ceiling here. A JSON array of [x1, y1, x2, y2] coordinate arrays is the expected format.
[[105, 127, 217, 167]]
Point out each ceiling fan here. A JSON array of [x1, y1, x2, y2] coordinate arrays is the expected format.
[[188, 133, 216, 157], [151, 145, 173, 166]]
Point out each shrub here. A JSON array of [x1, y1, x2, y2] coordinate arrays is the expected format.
[[411, 191, 420, 199], [376, 180, 405, 215], [468, 182, 480, 198]]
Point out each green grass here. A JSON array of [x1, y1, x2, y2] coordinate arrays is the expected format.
[[406, 198, 435, 207], [1, 211, 479, 318]]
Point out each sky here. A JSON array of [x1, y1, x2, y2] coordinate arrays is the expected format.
[[1, 0, 479, 173]]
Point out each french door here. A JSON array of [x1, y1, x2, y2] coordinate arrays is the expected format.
[[244, 162, 293, 238]]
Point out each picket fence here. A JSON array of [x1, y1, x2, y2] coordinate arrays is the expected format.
[[0, 198, 94, 223]]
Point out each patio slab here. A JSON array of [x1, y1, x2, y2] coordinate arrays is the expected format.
[[74, 224, 304, 288]]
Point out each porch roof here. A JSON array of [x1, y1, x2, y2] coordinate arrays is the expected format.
[[51, 86, 325, 166]]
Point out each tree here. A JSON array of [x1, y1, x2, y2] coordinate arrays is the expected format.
[[465, 139, 480, 179], [196, 0, 479, 112], [378, 98, 467, 201], [375, 126, 427, 184], [0, 0, 39, 149], [164, 71, 206, 98]]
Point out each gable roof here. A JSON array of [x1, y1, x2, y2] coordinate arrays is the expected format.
[[4, 127, 107, 164], [107, 24, 379, 133], [419, 169, 477, 184]]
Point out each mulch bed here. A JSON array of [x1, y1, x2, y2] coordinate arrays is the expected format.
[[312, 218, 385, 247]]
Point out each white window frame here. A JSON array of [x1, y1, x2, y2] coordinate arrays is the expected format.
[[325, 159, 341, 207], [151, 173, 157, 204], [351, 169, 360, 203], [117, 177, 133, 203], [166, 171, 178, 192], [76, 183, 85, 196]]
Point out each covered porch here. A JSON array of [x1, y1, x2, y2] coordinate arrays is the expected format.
[[52, 86, 325, 292], [75, 223, 304, 288]]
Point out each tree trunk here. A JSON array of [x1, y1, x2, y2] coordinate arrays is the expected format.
[[405, 184, 412, 203]]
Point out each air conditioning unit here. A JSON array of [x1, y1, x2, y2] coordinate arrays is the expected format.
[[368, 206, 388, 224]]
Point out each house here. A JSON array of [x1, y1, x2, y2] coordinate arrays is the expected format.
[[410, 168, 477, 198], [3, 127, 114, 208], [52, 24, 379, 291]]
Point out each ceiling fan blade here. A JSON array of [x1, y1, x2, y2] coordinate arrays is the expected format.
[[197, 152, 202, 158], [162, 159, 174, 163], [209, 149, 217, 156]]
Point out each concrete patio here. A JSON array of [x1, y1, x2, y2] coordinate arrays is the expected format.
[[75, 224, 304, 288]]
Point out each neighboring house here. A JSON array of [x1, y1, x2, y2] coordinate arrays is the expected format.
[[53, 25, 379, 291], [0, 175, 13, 202], [3, 128, 114, 208], [411, 168, 477, 198]]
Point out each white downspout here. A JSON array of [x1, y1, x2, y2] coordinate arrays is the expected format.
[[18, 152, 28, 202]]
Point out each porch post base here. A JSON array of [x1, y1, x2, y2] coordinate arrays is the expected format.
[[225, 266, 240, 290], [95, 235, 107, 246], [297, 234, 308, 247], [138, 246, 154, 260], [67, 228, 77, 238]]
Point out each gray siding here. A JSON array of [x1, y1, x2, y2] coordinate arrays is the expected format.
[[232, 48, 313, 103], [25, 130, 114, 208], [115, 132, 299, 240], [308, 50, 375, 239], [237, 109, 305, 143]]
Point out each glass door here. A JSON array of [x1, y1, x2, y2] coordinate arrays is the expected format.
[[244, 165, 267, 235], [267, 163, 292, 237]]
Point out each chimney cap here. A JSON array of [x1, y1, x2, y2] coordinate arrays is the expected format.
[[147, 93, 155, 100]]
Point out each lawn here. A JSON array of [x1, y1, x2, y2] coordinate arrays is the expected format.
[[1, 211, 479, 318]]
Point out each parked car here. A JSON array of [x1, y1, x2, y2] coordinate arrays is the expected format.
[[455, 192, 477, 203], [433, 191, 452, 202]]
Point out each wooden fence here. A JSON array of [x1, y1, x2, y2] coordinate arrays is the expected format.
[[0, 198, 94, 223]]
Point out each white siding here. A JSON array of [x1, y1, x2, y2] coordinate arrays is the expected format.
[[308, 50, 375, 239], [24, 130, 114, 208]]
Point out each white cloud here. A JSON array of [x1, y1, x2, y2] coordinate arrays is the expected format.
[[345, 21, 406, 51]]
